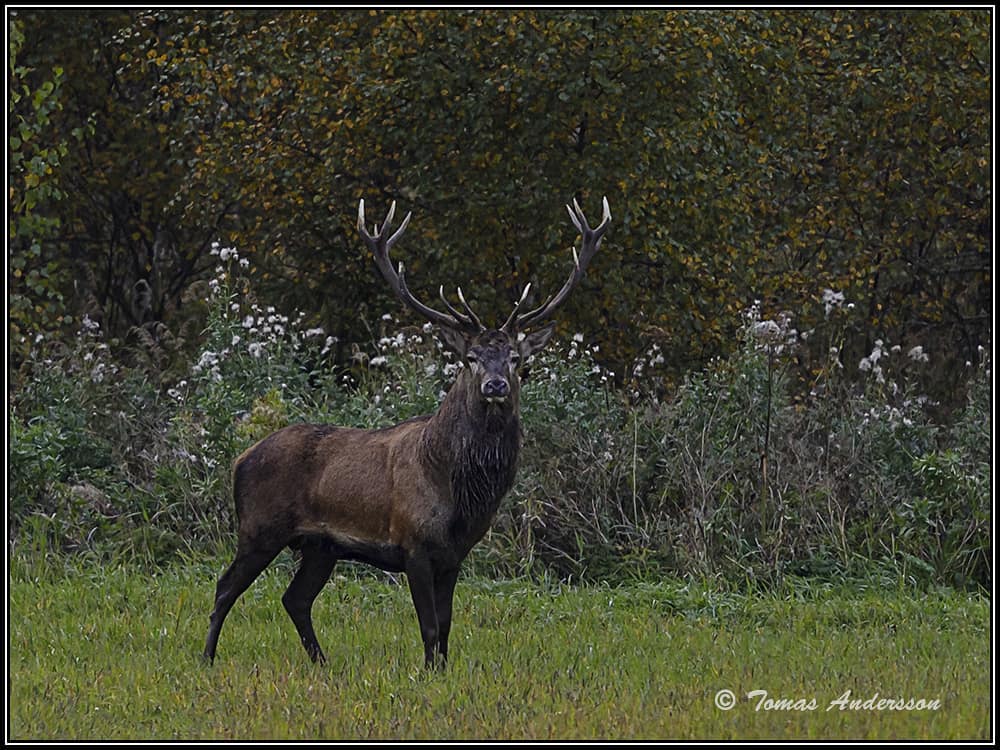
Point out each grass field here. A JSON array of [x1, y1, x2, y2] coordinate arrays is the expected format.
[[8, 556, 991, 741]]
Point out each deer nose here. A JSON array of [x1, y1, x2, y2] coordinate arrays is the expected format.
[[482, 378, 510, 400]]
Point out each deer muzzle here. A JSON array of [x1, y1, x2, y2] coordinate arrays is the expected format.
[[481, 377, 510, 403]]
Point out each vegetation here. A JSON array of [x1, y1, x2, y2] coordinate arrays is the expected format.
[[8, 561, 990, 740], [9, 10, 990, 580], [8, 10, 990, 395], [9, 249, 991, 588]]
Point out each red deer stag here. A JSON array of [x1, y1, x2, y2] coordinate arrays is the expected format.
[[203, 196, 612, 668]]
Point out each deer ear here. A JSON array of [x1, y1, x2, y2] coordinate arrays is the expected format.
[[518, 323, 556, 360], [438, 327, 469, 358]]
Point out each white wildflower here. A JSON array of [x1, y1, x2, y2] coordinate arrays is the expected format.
[[753, 320, 781, 342], [197, 351, 219, 369], [822, 288, 845, 317], [248, 342, 264, 358], [239, 257, 250, 269], [370, 356, 388, 367], [907, 345, 929, 363], [573, 332, 584, 344], [304, 327, 325, 338]]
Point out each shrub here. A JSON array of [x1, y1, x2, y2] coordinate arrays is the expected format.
[[8, 265, 990, 590]]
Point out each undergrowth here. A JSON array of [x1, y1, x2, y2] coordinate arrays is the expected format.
[[8, 247, 992, 589]]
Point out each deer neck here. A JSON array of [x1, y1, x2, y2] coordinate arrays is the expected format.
[[422, 369, 522, 520]]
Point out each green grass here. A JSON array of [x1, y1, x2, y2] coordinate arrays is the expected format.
[[9, 556, 990, 740]]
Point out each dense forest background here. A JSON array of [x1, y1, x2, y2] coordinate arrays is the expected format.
[[8, 9, 992, 585], [10, 9, 991, 394]]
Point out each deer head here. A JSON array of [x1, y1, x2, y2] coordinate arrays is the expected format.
[[357, 196, 612, 409]]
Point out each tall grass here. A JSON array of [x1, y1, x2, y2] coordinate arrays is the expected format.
[[8, 249, 991, 588]]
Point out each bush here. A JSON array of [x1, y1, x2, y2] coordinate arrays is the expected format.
[[8, 263, 991, 590]]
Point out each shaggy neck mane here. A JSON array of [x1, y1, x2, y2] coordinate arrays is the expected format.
[[423, 369, 521, 522]]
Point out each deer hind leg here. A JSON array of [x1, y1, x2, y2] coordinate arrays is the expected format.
[[203, 540, 283, 663], [282, 538, 337, 664]]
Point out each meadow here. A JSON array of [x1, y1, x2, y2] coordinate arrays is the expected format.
[[9, 558, 990, 741]]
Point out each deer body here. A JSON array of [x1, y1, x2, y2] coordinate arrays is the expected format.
[[204, 197, 610, 668], [233, 366, 520, 569]]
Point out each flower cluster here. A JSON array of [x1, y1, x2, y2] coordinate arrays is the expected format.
[[859, 397, 933, 431], [179, 245, 338, 401], [631, 341, 664, 380], [858, 339, 887, 383], [74, 314, 120, 384], [857, 339, 931, 386], [743, 300, 801, 356], [822, 288, 845, 317], [209, 241, 249, 268]]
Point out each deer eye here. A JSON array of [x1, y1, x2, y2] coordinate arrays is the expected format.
[[509, 352, 521, 364]]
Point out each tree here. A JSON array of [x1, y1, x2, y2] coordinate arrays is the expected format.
[[11, 9, 991, 399]]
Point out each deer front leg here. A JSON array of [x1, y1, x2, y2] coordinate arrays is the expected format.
[[405, 552, 441, 669], [433, 566, 460, 663]]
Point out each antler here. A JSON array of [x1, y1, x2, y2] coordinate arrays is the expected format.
[[501, 196, 612, 333], [358, 199, 484, 333]]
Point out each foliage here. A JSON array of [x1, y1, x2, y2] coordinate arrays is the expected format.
[[8, 254, 991, 588], [8, 15, 84, 353], [9, 9, 991, 401]]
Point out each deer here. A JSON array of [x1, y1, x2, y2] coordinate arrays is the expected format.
[[203, 196, 611, 668]]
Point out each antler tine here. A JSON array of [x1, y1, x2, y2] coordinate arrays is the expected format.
[[456, 287, 485, 331], [500, 283, 534, 333], [358, 199, 482, 333], [513, 196, 612, 332], [438, 285, 474, 327]]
